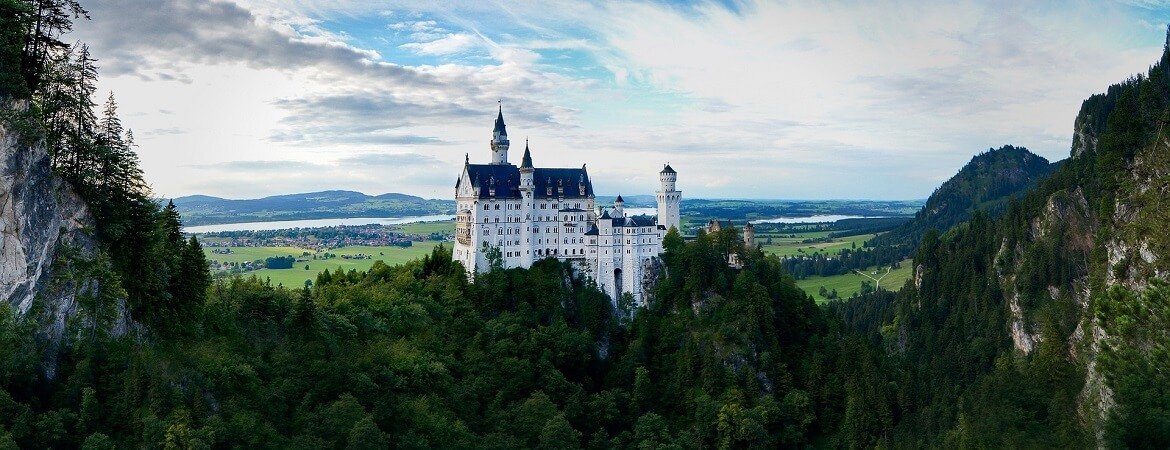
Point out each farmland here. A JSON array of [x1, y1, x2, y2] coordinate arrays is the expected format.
[[795, 259, 914, 303], [205, 242, 446, 288], [758, 232, 876, 257]]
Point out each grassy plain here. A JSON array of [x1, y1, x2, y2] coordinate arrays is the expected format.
[[205, 242, 446, 288], [760, 233, 876, 258], [397, 221, 454, 235], [205, 227, 902, 301], [795, 259, 914, 304]]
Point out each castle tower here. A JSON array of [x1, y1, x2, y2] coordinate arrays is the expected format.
[[743, 222, 755, 249], [490, 103, 510, 164], [613, 195, 625, 218], [519, 140, 535, 266], [656, 164, 680, 232]]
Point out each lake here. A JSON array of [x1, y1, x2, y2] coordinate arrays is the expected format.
[[184, 211, 873, 233], [184, 214, 456, 233]]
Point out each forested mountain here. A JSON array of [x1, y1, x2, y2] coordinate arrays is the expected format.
[[867, 145, 1056, 253], [171, 191, 455, 226], [831, 31, 1170, 447]]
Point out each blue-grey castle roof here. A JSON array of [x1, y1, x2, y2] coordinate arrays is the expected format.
[[459, 164, 593, 199]]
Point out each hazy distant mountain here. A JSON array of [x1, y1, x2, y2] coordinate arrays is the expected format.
[[170, 190, 455, 226], [174, 190, 924, 227]]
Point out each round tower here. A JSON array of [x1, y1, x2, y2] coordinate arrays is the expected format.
[[613, 195, 625, 218], [656, 164, 681, 232], [490, 103, 510, 164], [743, 222, 755, 248]]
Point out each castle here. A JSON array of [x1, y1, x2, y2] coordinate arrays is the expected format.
[[453, 105, 681, 304]]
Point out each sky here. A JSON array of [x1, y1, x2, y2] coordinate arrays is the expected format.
[[69, 0, 1170, 201]]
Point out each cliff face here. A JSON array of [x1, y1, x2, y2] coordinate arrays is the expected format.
[[0, 111, 125, 357]]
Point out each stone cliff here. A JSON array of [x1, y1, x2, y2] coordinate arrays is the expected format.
[[1, 108, 129, 371]]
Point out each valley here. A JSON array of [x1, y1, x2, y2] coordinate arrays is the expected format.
[[198, 218, 903, 303]]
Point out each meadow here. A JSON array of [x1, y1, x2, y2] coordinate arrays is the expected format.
[[758, 232, 876, 257], [205, 242, 446, 288], [397, 221, 455, 235], [205, 227, 900, 300], [795, 259, 914, 303]]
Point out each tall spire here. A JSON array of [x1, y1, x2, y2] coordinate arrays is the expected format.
[[520, 138, 533, 169], [494, 100, 506, 135], [490, 101, 510, 164]]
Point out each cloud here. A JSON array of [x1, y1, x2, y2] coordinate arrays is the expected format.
[[69, 0, 1170, 201], [400, 33, 480, 55], [79, 0, 423, 84]]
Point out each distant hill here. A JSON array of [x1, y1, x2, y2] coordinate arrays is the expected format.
[[170, 190, 455, 226], [172, 190, 923, 227], [868, 145, 1057, 249]]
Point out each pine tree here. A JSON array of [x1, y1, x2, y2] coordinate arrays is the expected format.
[[177, 235, 211, 314], [20, 0, 87, 93], [61, 44, 97, 183], [0, 0, 32, 98], [160, 200, 183, 250]]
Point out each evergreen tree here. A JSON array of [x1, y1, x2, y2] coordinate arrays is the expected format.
[[176, 236, 210, 315], [0, 0, 32, 98], [19, 0, 87, 93]]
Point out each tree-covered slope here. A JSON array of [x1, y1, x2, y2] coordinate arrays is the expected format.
[[831, 29, 1170, 447], [869, 145, 1056, 251], [0, 228, 901, 448]]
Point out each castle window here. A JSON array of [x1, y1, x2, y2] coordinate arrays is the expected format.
[[483, 204, 489, 210], [494, 204, 500, 210]]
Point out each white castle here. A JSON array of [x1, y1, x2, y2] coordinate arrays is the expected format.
[[453, 105, 681, 304]]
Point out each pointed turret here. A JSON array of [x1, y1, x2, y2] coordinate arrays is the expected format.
[[490, 101, 510, 164], [519, 139, 534, 190], [520, 139, 533, 170], [614, 195, 625, 218], [494, 102, 507, 135]]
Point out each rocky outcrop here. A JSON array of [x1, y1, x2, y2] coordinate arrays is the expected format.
[[0, 108, 127, 363]]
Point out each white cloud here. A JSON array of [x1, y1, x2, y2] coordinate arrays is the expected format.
[[399, 33, 479, 55]]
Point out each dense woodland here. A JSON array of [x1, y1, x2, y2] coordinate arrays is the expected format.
[[2, 1, 1170, 448]]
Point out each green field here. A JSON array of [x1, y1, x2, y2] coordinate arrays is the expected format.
[[795, 259, 914, 304], [760, 232, 875, 257], [397, 221, 454, 235], [206, 242, 446, 288]]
